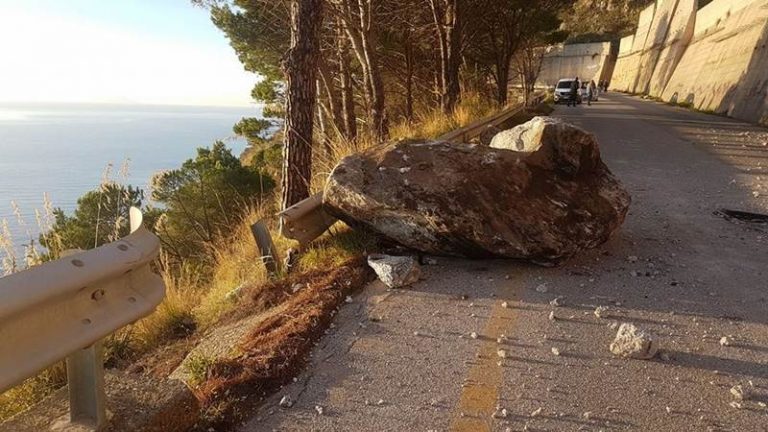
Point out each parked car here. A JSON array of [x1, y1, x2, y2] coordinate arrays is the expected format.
[[553, 79, 582, 104]]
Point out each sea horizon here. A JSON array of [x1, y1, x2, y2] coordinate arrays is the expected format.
[[0, 102, 264, 266]]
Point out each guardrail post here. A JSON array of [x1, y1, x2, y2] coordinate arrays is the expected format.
[[65, 342, 107, 429], [251, 219, 280, 277]]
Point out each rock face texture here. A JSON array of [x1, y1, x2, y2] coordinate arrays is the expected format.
[[366, 254, 421, 288], [323, 117, 630, 264]]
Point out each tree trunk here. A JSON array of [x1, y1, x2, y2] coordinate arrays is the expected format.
[[429, 0, 462, 114], [339, 0, 387, 141], [337, 21, 357, 141], [496, 59, 510, 105], [404, 34, 415, 123], [281, 0, 324, 210], [317, 56, 345, 140]]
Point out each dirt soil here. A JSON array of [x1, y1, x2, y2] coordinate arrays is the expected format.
[[190, 258, 374, 431]]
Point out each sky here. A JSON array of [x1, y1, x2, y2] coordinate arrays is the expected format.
[[0, 0, 258, 106]]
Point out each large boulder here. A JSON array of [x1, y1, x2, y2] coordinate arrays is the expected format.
[[323, 117, 630, 264]]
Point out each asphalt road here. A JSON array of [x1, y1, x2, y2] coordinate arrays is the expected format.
[[240, 93, 768, 432]]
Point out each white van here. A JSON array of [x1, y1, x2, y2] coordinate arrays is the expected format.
[[553, 79, 582, 104]]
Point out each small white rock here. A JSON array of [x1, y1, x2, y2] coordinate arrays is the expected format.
[[314, 405, 324, 415], [279, 395, 293, 408], [497, 349, 508, 359], [470, 332, 478, 339], [730, 384, 752, 401], [551, 347, 561, 356], [549, 296, 565, 307], [610, 323, 658, 359], [501, 301, 510, 308], [548, 311, 556, 321], [594, 306, 609, 319], [345, 296, 353, 303], [719, 336, 732, 347], [530, 407, 543, 417], [492, 407, 509, 418], [535, 284, 549, 293]]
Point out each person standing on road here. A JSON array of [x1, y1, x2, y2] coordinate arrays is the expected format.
[[587, 80, 596, 106], [568, 76, 580, 107]]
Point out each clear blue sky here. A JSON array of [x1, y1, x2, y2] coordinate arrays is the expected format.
[[0, 0, 257, 106]]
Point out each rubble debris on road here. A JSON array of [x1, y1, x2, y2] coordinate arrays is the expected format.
[[366, 254, 421, 288], [314, 405, 324, 415], [324, 117, 630, 264], [609, 323, 659, 359], [594, 306, 609, 319], [720, 336, 732, 347], [730, 384, 754, 401], [492, 406, 509, 418], [279, 395, 293, 408], [550, 296, 565, 307], [535, 283, 549, 293]]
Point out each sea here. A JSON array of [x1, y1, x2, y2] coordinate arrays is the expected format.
[[0, 102, 263, 263]]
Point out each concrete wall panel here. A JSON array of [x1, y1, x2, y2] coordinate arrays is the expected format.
[[648, 0, 697, 97], [661, 0, 768, 124], [610, 3, 656, 92], [635, 0, 681, 94]]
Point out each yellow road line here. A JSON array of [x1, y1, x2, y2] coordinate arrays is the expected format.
[[450, 282, 519, 432]]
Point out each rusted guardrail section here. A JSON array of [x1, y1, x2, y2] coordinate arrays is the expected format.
[[0, 207, 165, 430], [278, 94, 546, 246], [437, 92, 546, 143]]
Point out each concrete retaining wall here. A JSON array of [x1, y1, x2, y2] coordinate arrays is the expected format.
[[538, 42, 616, 86], [611, 3, 657, 92], [647, 0, 697, 96], [610, 0, 768, 125]]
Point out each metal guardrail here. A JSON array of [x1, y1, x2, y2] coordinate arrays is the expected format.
[[0, 207, 165, 430], [437, 92, 546, 143]]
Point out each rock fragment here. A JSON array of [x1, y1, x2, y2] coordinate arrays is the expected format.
[[279, 395, 293, 408], [530, 407, 543, 417], [730, 384, 753, 401], [549, 296, 565, 307], [594, 306, 609, 319], [367, 254, 421, 288], [609, 323, 658, 359], [492, 407, 509, 418], [719, 336, 732, 347]]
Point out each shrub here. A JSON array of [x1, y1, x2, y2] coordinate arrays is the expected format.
[[150, 141, 275, 266]]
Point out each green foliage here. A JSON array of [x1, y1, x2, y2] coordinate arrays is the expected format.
[[210, 2, 289, 108], [39, 183, 150, 258], [150, 141, 275, 265], [233, 117, 274, 146]]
